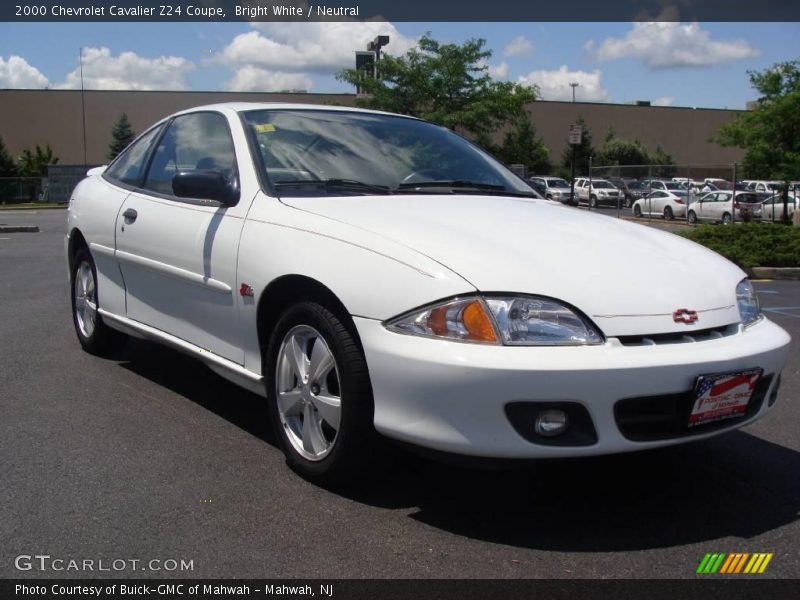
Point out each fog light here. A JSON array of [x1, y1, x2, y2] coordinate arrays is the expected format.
[[534, 409, 569, 437]]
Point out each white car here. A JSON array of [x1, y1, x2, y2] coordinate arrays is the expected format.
[[746, 180, 783, 194], [760, 193, 798, 221], [688, 191, 763, 224], [66, 103, 790, 484], [573, 178, 622, 207], [632, 190, 689, 220]]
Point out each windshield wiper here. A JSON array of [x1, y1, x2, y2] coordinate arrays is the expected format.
[[273, 178, 393, 195], [396, 180, 534, 197]]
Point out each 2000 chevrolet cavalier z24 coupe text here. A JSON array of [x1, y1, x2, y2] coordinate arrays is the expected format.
[[66, 103, 790, 484]]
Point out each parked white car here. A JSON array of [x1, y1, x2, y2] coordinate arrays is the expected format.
[[746, 180, 783, 194], [760, 193, 798, 221], [66, 103, 790, 484], [632, 190, 689, 220], [529, 176, 575, 204], [687, 191, 763, 224], [573, 178, 622, 207]]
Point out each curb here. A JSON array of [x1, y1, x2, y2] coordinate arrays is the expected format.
[[746, 267, 800, 281], [0, 225, 39, 233]]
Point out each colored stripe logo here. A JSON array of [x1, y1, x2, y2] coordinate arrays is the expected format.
[[697, 553, 773, 574]]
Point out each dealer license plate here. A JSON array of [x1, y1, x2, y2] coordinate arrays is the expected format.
[[688, 369, 762, 428]]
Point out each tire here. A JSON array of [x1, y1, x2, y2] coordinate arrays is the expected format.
[[71, 247, 127, 356], [265, 301, 377, 486], [663, 206, 674, 220], [625, 196, 633, 209], [688, 211, 697, 225], [633, 205, 642, 218], [590, 195, 597, 208], [722, 213, 732, 225]]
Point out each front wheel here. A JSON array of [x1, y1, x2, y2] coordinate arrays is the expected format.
[[71, 247, 126, 356], [633, 205, 642, 218], [265, 302, 377, 485], [590, 195, 597, 208], [688, 211, 697, 224]]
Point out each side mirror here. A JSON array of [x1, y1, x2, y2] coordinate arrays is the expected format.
[[172, 170, 239, 205]]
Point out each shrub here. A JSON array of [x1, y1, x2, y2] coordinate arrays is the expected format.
[[680, 223, 800, 268]]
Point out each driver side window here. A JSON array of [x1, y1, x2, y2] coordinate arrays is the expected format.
[[143, 112, 236, 197]]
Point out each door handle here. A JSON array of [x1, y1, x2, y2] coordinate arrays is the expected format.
[[122, 208, 138, 223]]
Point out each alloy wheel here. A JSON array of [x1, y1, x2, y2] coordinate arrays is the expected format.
[[275, 325, 342, 461], [73, 261, 97, 338]]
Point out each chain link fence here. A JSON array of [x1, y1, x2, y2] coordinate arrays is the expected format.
[[0, 177, 50, 204]]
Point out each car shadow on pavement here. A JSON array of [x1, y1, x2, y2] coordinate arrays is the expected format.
[[117, 337, 800, 553], [117, 338, 277, 446], [347, 433, 800, 552]]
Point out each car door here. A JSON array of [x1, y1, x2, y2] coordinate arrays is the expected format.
[[114, 111, 248, 364], [647, 191, 665, 215]]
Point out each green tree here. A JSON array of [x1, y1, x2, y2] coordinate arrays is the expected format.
[[0, 136, 18, 202], [486, 117, 551, 175], [18, 144, 59, 200], [108, 113, 136, 161], [337, 34, 538, 139], [649, 145, 677, 177], [594, 132, 677, 178], [560, 116, 596, 176], [0, 136, 16, 177], [715, 59, 800, 180]]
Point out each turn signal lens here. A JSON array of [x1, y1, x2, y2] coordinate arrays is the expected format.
[[386, 297, 500, 344], [462, 300, 498, 342]]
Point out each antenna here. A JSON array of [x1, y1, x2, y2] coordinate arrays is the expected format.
[[80, 47, 88, 165]]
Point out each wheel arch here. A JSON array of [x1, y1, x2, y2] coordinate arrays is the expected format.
[[256, 274, 364, 363], [67, 228, 89, 274]]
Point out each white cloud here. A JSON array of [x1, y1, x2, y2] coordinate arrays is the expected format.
[[503, 35, 533, 58], [56, 47, 194, 90], [518, 66, 610, 102], [225, 66, 314, 92], [216, 22, 416, 75], [0, 55, 49, 88], [587, 22, 759, 69], [488, 62, 509, 79], [652, 96, 675, 106]]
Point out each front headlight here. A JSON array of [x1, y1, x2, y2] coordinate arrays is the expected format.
[[386, 295, 603, 346], [737, 279, 763, 327]]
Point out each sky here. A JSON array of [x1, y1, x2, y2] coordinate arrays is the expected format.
[[0, 21, 798, 109]]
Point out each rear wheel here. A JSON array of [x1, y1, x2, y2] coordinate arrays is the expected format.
[[265, 301, 377, 485], [663, 206, 674, 220], [71, 247, 127, 356], [722, 212, 732, 225]]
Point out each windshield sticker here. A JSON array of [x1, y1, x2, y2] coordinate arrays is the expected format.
[[255, 123, 276, 133]]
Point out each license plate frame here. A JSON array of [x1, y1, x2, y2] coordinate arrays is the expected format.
[[688, 368, 763, 428]]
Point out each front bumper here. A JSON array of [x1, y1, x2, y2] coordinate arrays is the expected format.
[[355, 316, 790, 458]]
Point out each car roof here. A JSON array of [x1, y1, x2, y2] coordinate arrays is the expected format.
[[172, 102, 416, 120]]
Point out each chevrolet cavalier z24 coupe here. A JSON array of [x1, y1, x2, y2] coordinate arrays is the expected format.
[[66, 103, 790, 484]]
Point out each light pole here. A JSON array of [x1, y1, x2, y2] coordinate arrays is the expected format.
[[570, 82, 579, 103]]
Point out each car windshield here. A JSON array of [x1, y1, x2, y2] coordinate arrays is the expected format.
[[547, 179, 569, 187], [243, 109, 533, 197], [664, 182, 682, 190], [626, 181, 644, 189], [592, 181, 614, 189]]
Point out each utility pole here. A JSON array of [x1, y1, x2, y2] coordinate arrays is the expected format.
[[79, 47, 88, 166], [570, 82, 579, 103]]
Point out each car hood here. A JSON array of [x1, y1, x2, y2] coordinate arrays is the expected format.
[[282, 194, 745, 336]]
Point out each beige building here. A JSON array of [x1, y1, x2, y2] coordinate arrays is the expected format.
[[0, 89, 744, 168]]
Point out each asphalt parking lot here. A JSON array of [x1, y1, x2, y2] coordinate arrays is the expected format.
[[1, 209, 799, 579]]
